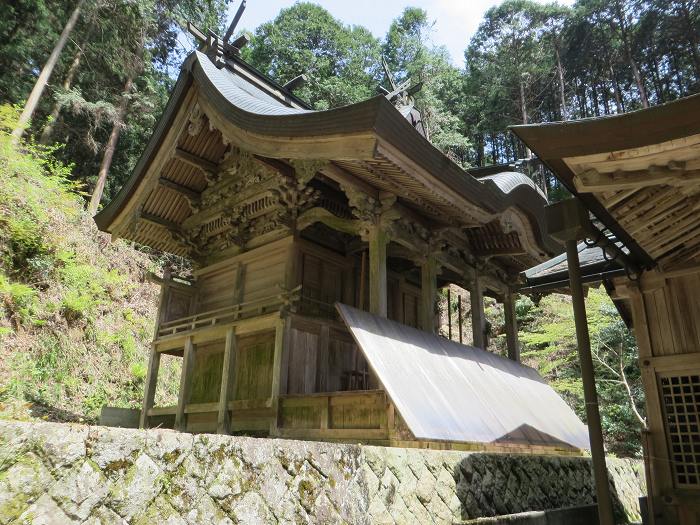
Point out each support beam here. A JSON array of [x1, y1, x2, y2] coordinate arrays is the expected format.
[[420, 255, 438, 333], [470, 270, 486, 349], [545, 198, 614, 525], [175, 336, 195, 432], [173, 147, 218, 174], [139, 211, 180, 232], [217, 327, 236, 434], [457, 294, 463, 344], [565, 240, 614, 525], [368, 226, 389, 317], [504, 290, 519, 362], [139, 347, 160, 429], [269, 318, 286, 436], [573, 163, 699, 193], [159, 177, 201, 207]]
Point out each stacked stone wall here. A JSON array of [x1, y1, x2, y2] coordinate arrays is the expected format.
[[0, 421, 645, 524]]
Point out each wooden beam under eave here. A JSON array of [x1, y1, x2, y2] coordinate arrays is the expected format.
[[174, 147, 219, 174], [296, 207, 361, 236], [159, 177, 201, 207], [139, 211, 181, 232], [573, 165, 700, 193]]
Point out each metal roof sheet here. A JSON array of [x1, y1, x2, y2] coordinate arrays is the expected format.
[[336, 303, 590, 450]]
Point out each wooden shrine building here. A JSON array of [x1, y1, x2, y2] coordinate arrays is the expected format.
[[515, 94, 700, 524], [95, 35, 589, 453]]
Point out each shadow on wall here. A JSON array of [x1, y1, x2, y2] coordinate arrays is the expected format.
[[452, 454, 641, 523]]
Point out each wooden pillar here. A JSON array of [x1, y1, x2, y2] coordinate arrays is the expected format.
[[420, 255, 438, 332], [545, 199, 614, 525], [457, 294, 464, 344], [447, 288, 452, 340], [504, 290, 519, 362], [368, 226, 388, 317], [269, 318, 286, 435], [175, 336, 195, 432], [565, 240, 614, 525], [141, 270, 170, 428], [217, 327, 236, 434], [470, 271, 486, 349], [139, 347, 160, 429]]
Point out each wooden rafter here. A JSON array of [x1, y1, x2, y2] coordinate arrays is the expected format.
[[140, 211, 181, 232], [173, 147, 218, 174], [159, 177, 201, 206]]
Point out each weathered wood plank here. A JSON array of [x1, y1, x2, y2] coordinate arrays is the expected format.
[[470, 271, 485, 349], [217, 327, 236, 434], [175, 337, 195, 431], [368, 225, 388, 317], [504, 290, 519, 362], [140, 347, 160, 428]]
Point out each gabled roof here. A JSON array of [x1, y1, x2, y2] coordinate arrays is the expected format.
[[96, 51, 560, 263], [337, 303, 590, 450]]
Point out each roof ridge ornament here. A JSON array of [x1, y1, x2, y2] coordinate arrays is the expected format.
[[378, 57, 425, 136], [377, 57, 423, 109], [186, 1, 249, 70]]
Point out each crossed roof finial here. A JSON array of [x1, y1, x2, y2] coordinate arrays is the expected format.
[[377, 57, 423, 109], [187, 1, 249, 69]]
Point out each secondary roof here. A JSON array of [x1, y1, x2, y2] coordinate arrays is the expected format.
[[512, 94, 700, 271], [337, 303, 590, 450]]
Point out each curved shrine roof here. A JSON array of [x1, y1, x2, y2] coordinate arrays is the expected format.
[[95, 51, 560, 263]]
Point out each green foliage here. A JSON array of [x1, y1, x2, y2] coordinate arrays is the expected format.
[[243, 2, 382, 110], [519, 288, 646, 456], [0, 104, 165, 421]]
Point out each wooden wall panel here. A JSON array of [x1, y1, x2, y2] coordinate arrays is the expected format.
[[189, 340, 224, 403], [197, 265, 239, 313], [643, 274, 700, 356], [234, 332, 274, 401], [286, 327, 319, 394]]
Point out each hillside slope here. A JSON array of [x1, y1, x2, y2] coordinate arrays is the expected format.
[[0, 107, 178, 422]]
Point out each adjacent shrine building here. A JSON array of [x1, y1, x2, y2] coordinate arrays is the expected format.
[[515, 94, 700, 524], [95, 38, 589, 453]]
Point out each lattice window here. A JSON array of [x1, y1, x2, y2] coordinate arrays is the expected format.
[[659, 373, 700, 489]]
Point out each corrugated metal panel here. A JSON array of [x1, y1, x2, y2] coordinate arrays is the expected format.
[[336, 303, 590, 450]]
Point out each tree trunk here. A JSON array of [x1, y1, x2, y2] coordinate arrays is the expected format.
[[88, 75, 134, 215], [519, 75, 531, 158], [608, 64, 624, 113], [591, 84, 601, 117], [40, 46, 84, 144], [554, 44, 568, 120], [12, 0, 84, 141], [611, 1, 648, 108], [677, 1, 700, 80]]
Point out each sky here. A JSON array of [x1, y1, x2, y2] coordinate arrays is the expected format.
[[230, 0, 575, 66]]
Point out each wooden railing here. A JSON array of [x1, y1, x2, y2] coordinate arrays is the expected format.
[[156, 285, 300, 338], [277, 389, 390, 440]]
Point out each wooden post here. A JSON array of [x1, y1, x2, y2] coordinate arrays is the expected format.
[[139, 347, 160, 429], [359, 250, 367, 310], [217, 327, 237, 434], [420, 255, 438, 332], [544, 199, 614, 525], [447, 287, 452, 340], [565, 240, 615, 525], [470, 271, 486, 349], [458, 294, 463, 344], [504, 289, 519, 362], [175, 336, 195, 432], [368, 226, 388, 317], [269, 318, 286, 435]]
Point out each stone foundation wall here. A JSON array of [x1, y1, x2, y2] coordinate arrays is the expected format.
[[0, 421, 645, 524]]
